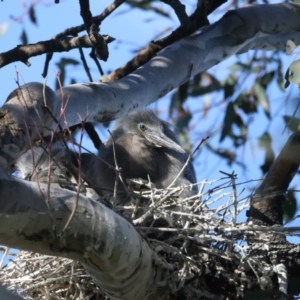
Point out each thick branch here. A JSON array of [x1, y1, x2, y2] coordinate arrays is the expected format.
[[108, 2, 300, 80], [248, 130, 300, 226], [0, 175, 169, 300]]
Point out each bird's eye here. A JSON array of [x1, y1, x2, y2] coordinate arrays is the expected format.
[[139, 123, 147, 131]]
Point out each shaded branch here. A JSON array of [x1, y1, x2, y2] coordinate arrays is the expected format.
[[0, 175, 168, 300], [248, 130, 300, 226], [0, 35, 114, 69], [108, 0, 211, 81], [160, 0, 189, 24]]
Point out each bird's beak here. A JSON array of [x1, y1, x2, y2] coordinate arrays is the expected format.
[[145, 130, 186, 153]]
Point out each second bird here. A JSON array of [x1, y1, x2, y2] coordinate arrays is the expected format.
[[80, 110, 198, 203]]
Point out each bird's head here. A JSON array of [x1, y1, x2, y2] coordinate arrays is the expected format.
[[114, 110, 185, 153]]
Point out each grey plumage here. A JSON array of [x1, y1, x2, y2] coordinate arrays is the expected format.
[[80, 110, 198, 202], [14, 110, 198, 205], [14, 143, 76, 189]]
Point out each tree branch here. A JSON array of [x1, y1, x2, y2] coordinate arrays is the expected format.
[[79, 0, 108, 61], [0, 35, 115, 69], [248, 130, 300, 226], [0, 174, 169, 300], [0, 0, 124, 70]]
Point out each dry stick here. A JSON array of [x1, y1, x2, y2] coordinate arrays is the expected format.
[[89, 48, 104, 76], [147, 174, 155, 207], [42, 53, 53, 78], [43, 75, 83, 239], [77, 37, 93, 82], [219, 171, 238, 226], [14, 75, 60, 241], [107, 129, 129, 208], [56, 77, 95, 234], [40, 77, 80, 185], [226, 172, 238, 253], [137, 225, 300, 235], [167, 136, 209, 190], [60, 114, 87, 236], [0, 247, 9, 268], [15, 76, 44, 186], [40, 127, 121, 194]]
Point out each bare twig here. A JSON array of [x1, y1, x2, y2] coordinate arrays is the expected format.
[[79, 0, 108, 61], [167, 136, 209, 189]]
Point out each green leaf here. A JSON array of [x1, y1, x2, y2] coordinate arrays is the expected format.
[[223, 73, 237, 99], [55, 58, 80, 89], [258, 132, 274, 174], [178, 81, 189, 104], [126, 0, 170, 18], [228, 62, 250, 72], [253, 83, 270, 119], [294, 5, 300, 17], [29, 4, 37, 25], [175, 112, 192, 132], [169, 82, 189, 117], [220, 102, 235, 142], [287, 60, 300, 87], [56, 58, 80, 69], [258, 132, 272, 148], [259, 71, 275, 89], [283, 115, 300, 131], [0, 23, 9, 37], [284, 190, 298, 223], [235, 93, 257, 114], [20, 29, 28, 45], [169, 91, 182, 116], [276, 60, 285, 91], [233, 113, 243, 128], [260, 148, 274, 174], [189, 73, 222, 97]]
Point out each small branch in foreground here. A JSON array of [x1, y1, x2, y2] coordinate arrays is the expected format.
[[78, 39, 93, 82], [167, 136, 209, 189]]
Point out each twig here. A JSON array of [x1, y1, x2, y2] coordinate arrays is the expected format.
[[160, 0, 189, 24], [14, 76, 59, 242], [107, 129, 129, 208], [77, 38, 93, 82], [89, 48, 104, 76], [167, 136, 209, 190], [79, 0, 108, 61], [60, 109, 90, 236]]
